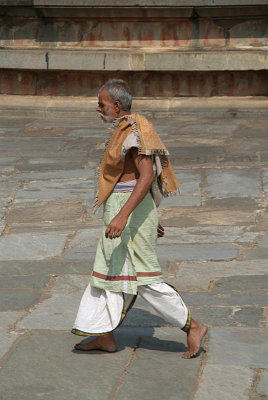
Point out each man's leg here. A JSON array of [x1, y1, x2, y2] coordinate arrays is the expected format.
[[73, 288, 135, 353], [138, 283, 207, 358]]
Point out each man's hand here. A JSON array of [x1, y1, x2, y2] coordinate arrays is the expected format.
[[157, 224, 165, 238], [105, 213, 128, 239]]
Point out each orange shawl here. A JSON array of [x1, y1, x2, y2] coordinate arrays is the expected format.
[[93, 113, 179, 210]]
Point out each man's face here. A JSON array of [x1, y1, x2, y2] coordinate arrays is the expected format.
[[97, 89, 117, 123]]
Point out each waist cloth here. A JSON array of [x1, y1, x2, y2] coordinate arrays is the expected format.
[[90, 189, 163, 295]]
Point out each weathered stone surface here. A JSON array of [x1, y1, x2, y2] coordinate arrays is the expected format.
[[242, 247, 268, 260], [262, 170, 268, 191], [257, 371, 268, 397], [0, 288, 42, 311], [0, 275, 50, 289], [258, 233, 268, 246], [64, 247, 96, 260], [159, 226, 259, 244], [160, 207, 259, 227], [6, 198, 86, 224], [0, 330, 137, 400], [17, 275, 88, 330], [116, 327, 202, 400], [0, 260, 93, 276], [0, 311, 25, 360], [183, 292, 267, 307], [204, 197, 259, 208], [14, 179, 94, 201], [194, 365, 254, 400], [157, 244, 237, 261], [69, 227, 102, 249], [5, 168, 95, 182], [207, 328, 268, 368], [205, 169, 262, 198], [171, 260, 268, 291], [0, 234, 67, 260], [190, 306, 264, 328], [160, 170, 201, 207], [213, 275, 268, 292]]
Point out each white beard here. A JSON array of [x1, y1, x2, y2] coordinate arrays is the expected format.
[[98, 112, 114, 124]]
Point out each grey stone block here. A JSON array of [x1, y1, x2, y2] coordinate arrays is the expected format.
[[117, 328, 202, 400], [242, 247, 268, 260], [0, 311, 25, 360], [0, 49, 46, 69], [159, 226, 259, 245], [0, 234, 67, 260], [17, 275, 89, 330], [0, 330, 137, 400], [190, 306, 263, 328], [161, 207, 258, 227], [0, 288, 42, 311], [207, 327, 268, 368], [183, 292, 267, 307], [15, 179, 94, 201], [157, 244, 237, 261], [194, 364, 254, 400], [175, 260, 268, 291], [257, 371, 268, 397], [0, 260, 93, 276], [69, 227, 102, 249], [213, 275, 268, 292], [7, 198, 86, 224], [0, 275, 50, 289], [205, 169, 262, 198], [146, 51, 268, 71], [160, 170, 201, 207]]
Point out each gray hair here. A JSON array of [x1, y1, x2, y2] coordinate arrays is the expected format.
[[99, 79, 132, 111]]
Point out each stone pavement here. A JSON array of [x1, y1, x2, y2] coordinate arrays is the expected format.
[[0, 102, 268, 400]]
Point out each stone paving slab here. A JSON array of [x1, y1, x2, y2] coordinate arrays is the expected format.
[[194, 327, 268, 400], [190, 305, 264, 328], [0, 260, 92, 276], [0, 311, 25, 360], [205, 169, 262, 198], [6, 199, 86, 225], [0, 327, 202, 400], [0, 234, 67, 260], [170, 260, 268, 291], [116, 328, 201, 400], [257, 371, 268, 397], [0, 289, 43, 311], [157, 244, 237, 261], [159, 226, 259, 244], [0, 110, 268, 400], [160, 207, 260, 227]]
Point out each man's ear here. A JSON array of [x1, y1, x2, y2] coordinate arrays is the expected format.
[[114, 100, 121, 114]]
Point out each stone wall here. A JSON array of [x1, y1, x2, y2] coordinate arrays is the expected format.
[[0, 1, 267, 97]]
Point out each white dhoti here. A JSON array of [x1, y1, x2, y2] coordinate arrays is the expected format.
[[72, 282, 191, 336]]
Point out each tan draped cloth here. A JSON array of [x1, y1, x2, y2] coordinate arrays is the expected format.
[[93, 113, 179, 210]]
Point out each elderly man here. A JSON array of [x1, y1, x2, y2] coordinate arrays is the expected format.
[[72, 79, 207, 358]]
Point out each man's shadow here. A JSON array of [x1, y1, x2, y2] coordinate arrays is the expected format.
[[72, 309, 205, 357]]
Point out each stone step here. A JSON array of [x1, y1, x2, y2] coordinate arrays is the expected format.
[[0, 95, 267, 119]]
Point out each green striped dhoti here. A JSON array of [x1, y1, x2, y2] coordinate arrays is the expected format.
[[90, 191, 164, 295]]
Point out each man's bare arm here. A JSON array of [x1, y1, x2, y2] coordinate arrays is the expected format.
[[105, 148, 154, 239]]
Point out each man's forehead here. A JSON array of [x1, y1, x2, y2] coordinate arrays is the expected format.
[[98, 88, 112, 103]]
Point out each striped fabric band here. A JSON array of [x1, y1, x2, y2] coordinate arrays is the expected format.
[[113, 179, 138, 193]]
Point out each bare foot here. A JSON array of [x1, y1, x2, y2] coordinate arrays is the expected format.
[[74, 332, 117, 353], [183, 319, 208, 359]]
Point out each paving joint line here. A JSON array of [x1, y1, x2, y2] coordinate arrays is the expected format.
[[190, 331, 209, 400], [108, 336, 142, 400]]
